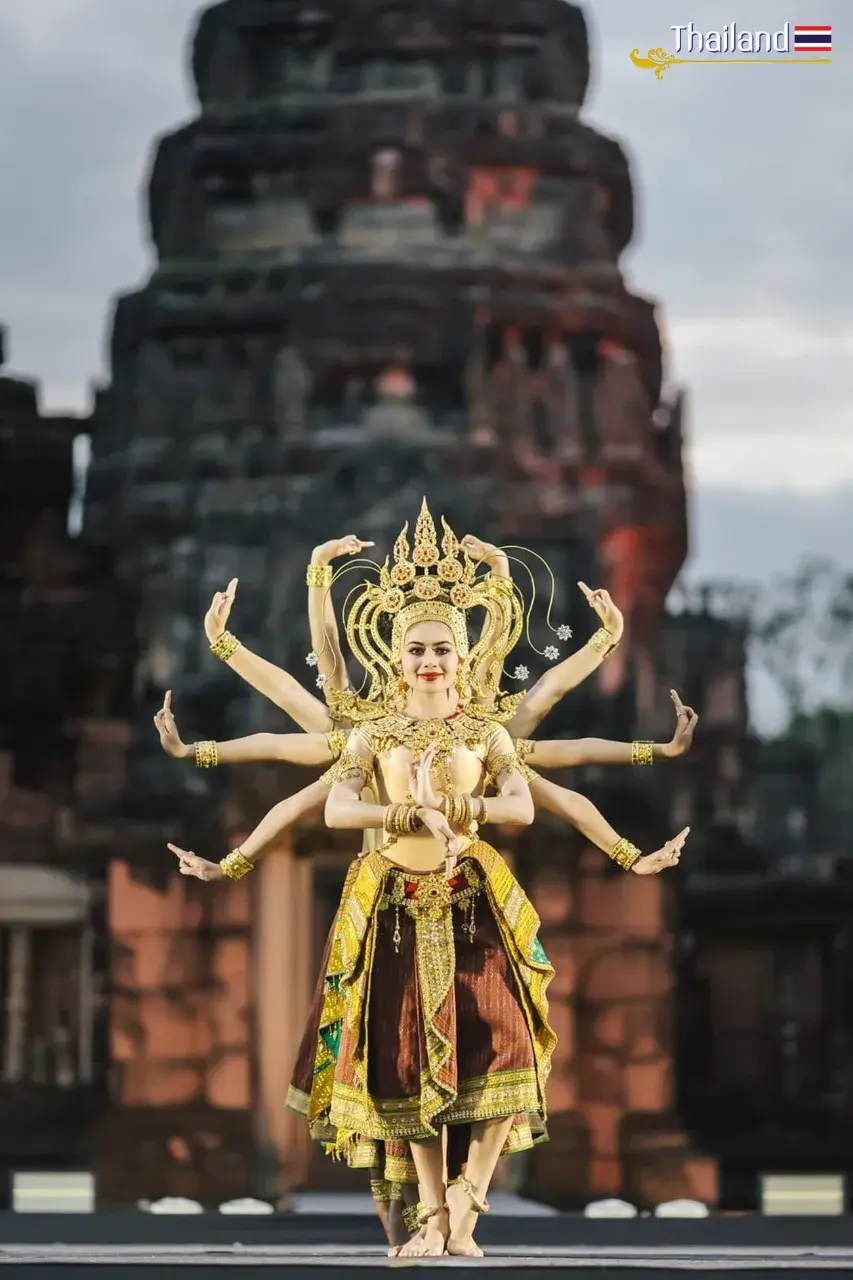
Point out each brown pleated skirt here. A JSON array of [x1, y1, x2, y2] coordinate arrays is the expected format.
[[287, 864, 417, 1185], [288, 850, 552, 1177]]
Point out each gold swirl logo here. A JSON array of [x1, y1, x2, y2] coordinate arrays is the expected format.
[[630, 47, 683, 79], [630, 44, 832, 79]]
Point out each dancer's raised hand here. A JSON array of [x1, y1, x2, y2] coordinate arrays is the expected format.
[[152, 691, 190, 759], [409, 743, 442, 811], [311, 535, 375, 566], [204, 577, 238, 644], [632, 827, 690, 875], [662, 691, 699, 758], [460, 534, 501, 565], [578, 582, 624, 643], [167, 843, 224, 882]]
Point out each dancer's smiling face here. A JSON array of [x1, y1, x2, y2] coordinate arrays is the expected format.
[[400, 621, 459, 694]]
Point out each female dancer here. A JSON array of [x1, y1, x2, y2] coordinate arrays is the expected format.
[[166, 502, 689, 1256]]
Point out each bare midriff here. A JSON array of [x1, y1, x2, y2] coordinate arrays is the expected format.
[[372, 743, 485, 873], [382, 831, 475, 873]]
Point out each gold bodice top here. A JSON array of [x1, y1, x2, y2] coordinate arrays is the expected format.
[[322, 710, 524, 871]]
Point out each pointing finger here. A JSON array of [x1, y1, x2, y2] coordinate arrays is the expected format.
[[577, 581, 594, 601]]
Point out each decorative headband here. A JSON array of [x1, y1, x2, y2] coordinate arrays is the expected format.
[[342, 499, 523, 705]]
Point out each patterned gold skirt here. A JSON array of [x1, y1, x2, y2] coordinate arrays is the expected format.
[[287, 842, 555, 1176]]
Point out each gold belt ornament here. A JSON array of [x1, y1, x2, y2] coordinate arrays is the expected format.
[[379, 860, 482, 948]]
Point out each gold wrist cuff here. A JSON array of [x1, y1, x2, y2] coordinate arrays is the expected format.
[[445, 793, 475, 828], [589, 627, 617, 657], [210, 631, 241, 661], [220, 847, 253, 882], [194, 740, 220, 769], [632, 740, 654, 767], [383, 803, 421, 837], [609, 837, 641, 871], [306, 563, 333, 589], [478, 797, 489, 825]]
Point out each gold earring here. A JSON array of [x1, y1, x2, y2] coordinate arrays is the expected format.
[[455, 667, 471, 700], [397, 674, 408, 699]]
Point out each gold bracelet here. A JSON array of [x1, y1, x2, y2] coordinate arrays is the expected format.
[[460, 794, 475, 828], [445, 794, 463, 826], [609, 837, 641, 871], [194, 740, 219, 769], [383, 803, 402, 836], [210, 631, 241, 661], [384, 803, 421, 836], [589, 627, 616, 657], [632, 741, 654, 767], [478, 797, 489, 825], [306, 563, 333, 589], [403, 804, 422, 834], [219, 847, 254, 882]]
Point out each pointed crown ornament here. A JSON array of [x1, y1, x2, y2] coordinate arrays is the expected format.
[[343, 498, 523, 707]]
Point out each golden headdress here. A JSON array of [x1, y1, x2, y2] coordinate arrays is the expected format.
[[342, 498, 523, 709]]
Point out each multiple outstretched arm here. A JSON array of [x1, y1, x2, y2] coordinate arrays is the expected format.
[[204, 579, 332, 733], [529, 775, 688, 876], [307, 534, 375, 693], [163, 528, 696, 880], [153, 690, 336, 765], [521, 690, 699, 768], [199, 531, 635, 751], [169, 777, 329, 881], [506, 582, 624, 739]]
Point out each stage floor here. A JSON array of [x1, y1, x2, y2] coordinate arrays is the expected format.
[[3, 1241, 853, 1277], [3, 1209, 853, 1277]]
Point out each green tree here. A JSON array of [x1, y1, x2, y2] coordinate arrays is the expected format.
[[751, 556, 853, 722]]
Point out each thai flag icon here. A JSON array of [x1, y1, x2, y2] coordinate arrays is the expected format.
[[793, 25, 832, 52]]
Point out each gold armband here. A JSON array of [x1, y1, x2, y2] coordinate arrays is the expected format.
[[194, 740, 219, 769], [210, 631, 241, 661], [326, 727, 349, 760], [320, 749, 374, 790], [383, 803, 421, 836], [220, 847, 253, 882], [632, 741, 654, 767], [306, 563, 333, 589], [487, 751, 536, 787], [589, 627, 617, 657], [486, 752, 518, 784], [609, 837, 641, 871]]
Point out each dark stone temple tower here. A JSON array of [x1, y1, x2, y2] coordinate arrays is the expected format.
[[81, 0, 720, 1205]]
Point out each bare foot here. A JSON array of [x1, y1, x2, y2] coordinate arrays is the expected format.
[[397, 1208, 448, 1257], [445, 1181, 484, 1257], [446, 1237, 484, 1258]]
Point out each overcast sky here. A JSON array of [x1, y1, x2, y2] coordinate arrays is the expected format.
[[0, 0, 849, 616]]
